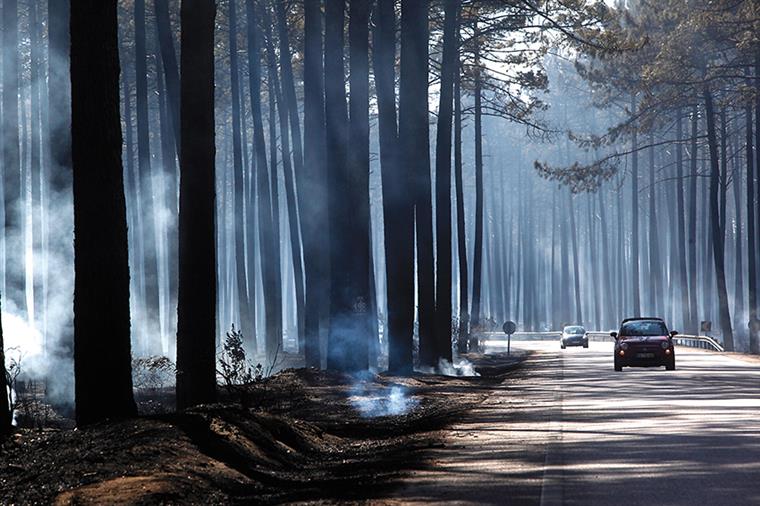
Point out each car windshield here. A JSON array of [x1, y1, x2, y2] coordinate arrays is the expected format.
[[620, 321, 668, 336], [564, 326, 585, 335]]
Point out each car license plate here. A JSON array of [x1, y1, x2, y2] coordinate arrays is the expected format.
[[636, 352, 655, 359]]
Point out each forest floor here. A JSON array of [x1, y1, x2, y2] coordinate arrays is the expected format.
[[0, 352, 526, 505]]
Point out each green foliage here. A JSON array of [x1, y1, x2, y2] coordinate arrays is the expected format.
[[538, 0, 760, 191], [217, 325, 262, 406]]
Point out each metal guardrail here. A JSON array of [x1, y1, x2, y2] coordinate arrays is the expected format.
[[479, 331, 724, 352], [672, 334, 725, 352]]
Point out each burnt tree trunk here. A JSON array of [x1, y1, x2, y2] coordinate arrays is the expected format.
[[176, 0, 217, 409], [648, 132, 661, 316], [265, 21, 283, 357], [375, 0, 410, 370], [345, 0, 372, 370], [747, 96, 758, 352], [381, 0, 418, 373], [453, 17, 468, 347], [433, 0, 458, 364], [3, 0, 24, 317], [630, 95, 641, 317], [704, 89, 734, 350], [153, 0, 180, 154], [229, 0, 254, 342], [598, 188, 613, 329], [408, 0, 435, 368], [324, 0, 352, 370], [569, 195, 582, 324], [46, 0, 73, 379], [675, 110, 690, 331], [274, 0, 306, 352], [262, 6, 305, 357], [153, 0, 180, 328], [688, 106, 699, 334], [246, 0, 281, 360], [71, 0, 137, 424], [30, 1, 44, 334], [302, 0, 328, 367], [470, 37, 484, 330]]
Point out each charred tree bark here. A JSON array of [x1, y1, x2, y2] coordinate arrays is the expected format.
[[262, 6, 306, 358], [154, 37, 178, 355], [747, 98, 758, 352], [630, 95, 641, 317], [471, 38, 484, 330], [324, 0, 352, 370], [229, 0, 255, 343], [345, 0, 372, 370], [569, 196, 582, 324], [406, 0, 435, 368], [648, 132, 661, 316], [153, 0, 180, 154], [71, 0, 137, 425], [732, 132, 744, 333], [704, 89, 734, 350], [755, 55, 760, 326], [176, 0, 217, 410], [48, 0, 72, 193], [433, 0, 458, 363], [30, 1, 44, 333], [3, 0, 23, 317], [719, 109, 728, 246], [0, 314, 8, 434], [453, 21, 469, 347], [598, 188, 613, 329], [587, 196, 600, 328], [246, 0, 281, 361], [381, 0, 418, 373], [675, 111, 690, 332], [274, 0, 306, 351], [302, 0, 328, 368], [153, 0, 180, 327], [121, 40, 148, 350], [551, 190, 559, 328], [46, 0, 73, 374], [687, 107, 699, 334]]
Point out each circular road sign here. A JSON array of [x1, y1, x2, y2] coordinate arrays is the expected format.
[[503, 321, 517, 335]]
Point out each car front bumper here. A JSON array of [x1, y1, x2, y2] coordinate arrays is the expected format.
[[616, 348, 673, 366]]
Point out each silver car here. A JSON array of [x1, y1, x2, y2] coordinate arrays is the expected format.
[[561, 325, 588, 349]]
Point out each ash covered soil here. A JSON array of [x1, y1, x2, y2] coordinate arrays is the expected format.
[[0, 352, 524, 505]]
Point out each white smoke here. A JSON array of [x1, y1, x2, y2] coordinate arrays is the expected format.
[[349, 372, 419, 417], [416, 358, 480, 377], [350, 385, 418, 417], [437, 358, 480, 377]]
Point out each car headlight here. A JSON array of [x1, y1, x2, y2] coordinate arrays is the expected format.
[[661, 341, 670, 350], [620, 342, 628, 350]]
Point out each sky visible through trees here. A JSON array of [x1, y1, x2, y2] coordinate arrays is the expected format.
[[0, 0, 758, 429]]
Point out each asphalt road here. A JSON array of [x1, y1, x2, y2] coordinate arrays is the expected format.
[[385, 341, 760, 505]]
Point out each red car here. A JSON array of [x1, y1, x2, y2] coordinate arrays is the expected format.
[[611, 317, 677, 371]]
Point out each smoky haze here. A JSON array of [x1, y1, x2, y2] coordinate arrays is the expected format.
[[1, 0, 759, 415]]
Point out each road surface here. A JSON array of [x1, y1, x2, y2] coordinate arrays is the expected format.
[[384, 341, 760, 505]]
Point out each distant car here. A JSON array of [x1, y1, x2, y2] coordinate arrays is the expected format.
[[611, 317, 677, 371], [561, 325, 588, 349]]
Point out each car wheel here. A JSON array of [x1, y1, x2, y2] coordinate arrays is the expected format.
[[583, 343, 589, 348], [666, 359, 675, 371], [614, 359, 622, 372]]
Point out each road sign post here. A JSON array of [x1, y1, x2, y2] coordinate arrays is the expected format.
[[503, 321, 516, 356]]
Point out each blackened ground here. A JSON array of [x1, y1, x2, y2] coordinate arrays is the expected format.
[[0, 352, 525, 505]]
